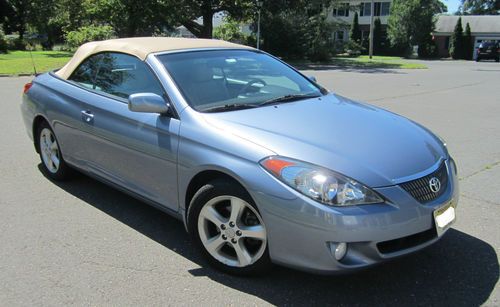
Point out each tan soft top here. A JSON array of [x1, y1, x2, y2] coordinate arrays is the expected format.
[[55, 37, 254, 79]]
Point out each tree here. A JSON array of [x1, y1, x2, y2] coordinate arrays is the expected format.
[[83, 0, 173, 37], [373, 17, 383, 54], [258, 0, 338, 60], [449, 17, 464, 59], [388, 0, 446, 56], [463, 22, 473, 60], [350, 12, 361, 42], [460, 0, 499, 15], [3, 0, 30, 39], [171, 0, 254, 38]]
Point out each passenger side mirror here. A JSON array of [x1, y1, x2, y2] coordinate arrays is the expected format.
[[308, 76, 317, 83], [128, 93, 170, 114]]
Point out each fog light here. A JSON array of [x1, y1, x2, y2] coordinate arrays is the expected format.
[[329, 242, 348, 260]]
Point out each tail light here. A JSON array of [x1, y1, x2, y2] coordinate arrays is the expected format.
[[23, 82, 33, 94]]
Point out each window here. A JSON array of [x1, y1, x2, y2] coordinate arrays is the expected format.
[[360, 2, 390, 16], [69, 54, 101, 89], [360, 3, 371, 16], [374, 2, 381, 16], [381, 2, 390, 16], [335, 30, 345, 41], [333, 3, 349, 17], [157, 50, 322, 112], [69, 52, 164, 99]]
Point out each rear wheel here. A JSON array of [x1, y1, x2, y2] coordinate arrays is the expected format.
[[188, 178, 271, 275], [37, 121, 71, 180]]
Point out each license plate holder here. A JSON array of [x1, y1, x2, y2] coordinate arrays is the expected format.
[[433, 202, 456, 236]]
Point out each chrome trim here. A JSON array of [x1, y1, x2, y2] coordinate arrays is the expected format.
[[391, 158, 446, 185]]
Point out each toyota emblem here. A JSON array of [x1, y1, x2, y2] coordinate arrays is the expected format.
[[429, 177, 441, 193]]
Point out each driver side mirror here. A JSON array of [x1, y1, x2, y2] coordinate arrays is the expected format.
[[128, 93, 170, 114]]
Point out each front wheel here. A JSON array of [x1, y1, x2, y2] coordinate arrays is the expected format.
[[187, 179, 271, 275], [37, 121, 72, 180]]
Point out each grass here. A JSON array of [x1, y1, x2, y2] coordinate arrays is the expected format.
[[0, 51, 73, 75], [0, 51, 426, 76], [293, 55, 428, 70], [338, 55, 427, 69]]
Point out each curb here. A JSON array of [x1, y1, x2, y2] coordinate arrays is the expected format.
[[0, 73, 34, 77]]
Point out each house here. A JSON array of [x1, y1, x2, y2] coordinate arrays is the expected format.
[[327, 1, 392, 42], [433, 15, 500, 58]]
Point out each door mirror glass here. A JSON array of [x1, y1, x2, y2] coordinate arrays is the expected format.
[[128, 93, 170, 114]]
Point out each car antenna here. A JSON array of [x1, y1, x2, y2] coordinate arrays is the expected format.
[[28, 44, 38, 76]]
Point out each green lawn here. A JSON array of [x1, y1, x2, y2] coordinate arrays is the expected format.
[[0, 51, 426, 76], [0, 51, 73, 75], [293, 55, 427, 70], [339, 55, 427, 69]]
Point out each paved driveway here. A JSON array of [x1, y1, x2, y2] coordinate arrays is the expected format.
[[1, 60, 499, 306]]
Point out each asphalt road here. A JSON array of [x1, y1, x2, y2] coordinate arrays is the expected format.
[[1, 60, 499, 306]]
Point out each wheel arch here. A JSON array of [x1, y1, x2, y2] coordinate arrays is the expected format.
[[183, 169, 249, 230], [32, 115, 50, 153]]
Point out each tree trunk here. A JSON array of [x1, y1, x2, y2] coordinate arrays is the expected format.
[[200, 10, 213, 38]]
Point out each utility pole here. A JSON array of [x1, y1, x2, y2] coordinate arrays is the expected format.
[[257, 1, 263, 49], [369, 0, 374, 59]]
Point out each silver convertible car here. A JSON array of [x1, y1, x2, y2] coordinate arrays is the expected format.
[[21, 37, 458, 275]]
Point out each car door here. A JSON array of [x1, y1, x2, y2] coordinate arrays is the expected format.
[[68, 52, 180, 211]]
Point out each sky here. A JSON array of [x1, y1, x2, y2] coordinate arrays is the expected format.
[[445, 0, 462, 14]]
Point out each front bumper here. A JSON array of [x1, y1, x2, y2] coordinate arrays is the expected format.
[[250, 159, 459, 274]]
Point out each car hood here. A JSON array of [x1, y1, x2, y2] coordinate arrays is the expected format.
[[202, 94, 447, 187]]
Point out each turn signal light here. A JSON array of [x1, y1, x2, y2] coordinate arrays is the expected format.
[[23, 82, 33, 94]]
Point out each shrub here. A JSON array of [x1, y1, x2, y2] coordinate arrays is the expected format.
[[214, 21, 250, 45], [449, 17, 464, 59], [65, 25, 115, 49], [305, 14, 334, 62], [0, 28, 7, 53], [26, 43, 44, 51], [417, 34, 437, 58], [345, 40, 363, 56], [464, 22, 473, 60], [350, 12, 361, 43], [6, 36, 27, 50]]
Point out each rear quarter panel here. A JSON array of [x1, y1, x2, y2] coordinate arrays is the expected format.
[[22, 73, 89, 170]]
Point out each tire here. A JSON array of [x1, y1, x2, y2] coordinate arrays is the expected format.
[[37, 121, 72, 180], [187, 178, 272, 275]]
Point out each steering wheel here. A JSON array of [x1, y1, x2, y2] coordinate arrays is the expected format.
[[239, 78, 267, 95]]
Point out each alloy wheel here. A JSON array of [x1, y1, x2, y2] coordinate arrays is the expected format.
[[39, 128, 60, 174], [197, 195, 267, 267]]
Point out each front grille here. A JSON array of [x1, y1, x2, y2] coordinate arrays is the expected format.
[[377, 228, 437, 254], [400, 162, 448, 204]]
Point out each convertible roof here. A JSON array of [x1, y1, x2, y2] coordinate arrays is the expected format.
[[55, 37, 254, 79]]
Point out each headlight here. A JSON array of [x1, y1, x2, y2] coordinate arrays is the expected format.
[[260, 156, 384, 206]]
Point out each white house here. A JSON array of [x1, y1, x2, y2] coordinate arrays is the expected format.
[[327, 1, 392, 42]]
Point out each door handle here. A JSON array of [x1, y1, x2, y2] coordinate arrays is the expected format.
[[81, 110, 94, 124]]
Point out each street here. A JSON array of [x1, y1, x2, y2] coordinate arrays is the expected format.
[[1, 60, 499, 305]]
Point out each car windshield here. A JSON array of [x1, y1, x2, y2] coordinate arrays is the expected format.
[[480, 42, 497, 47], [157, 50, 324, 112]]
